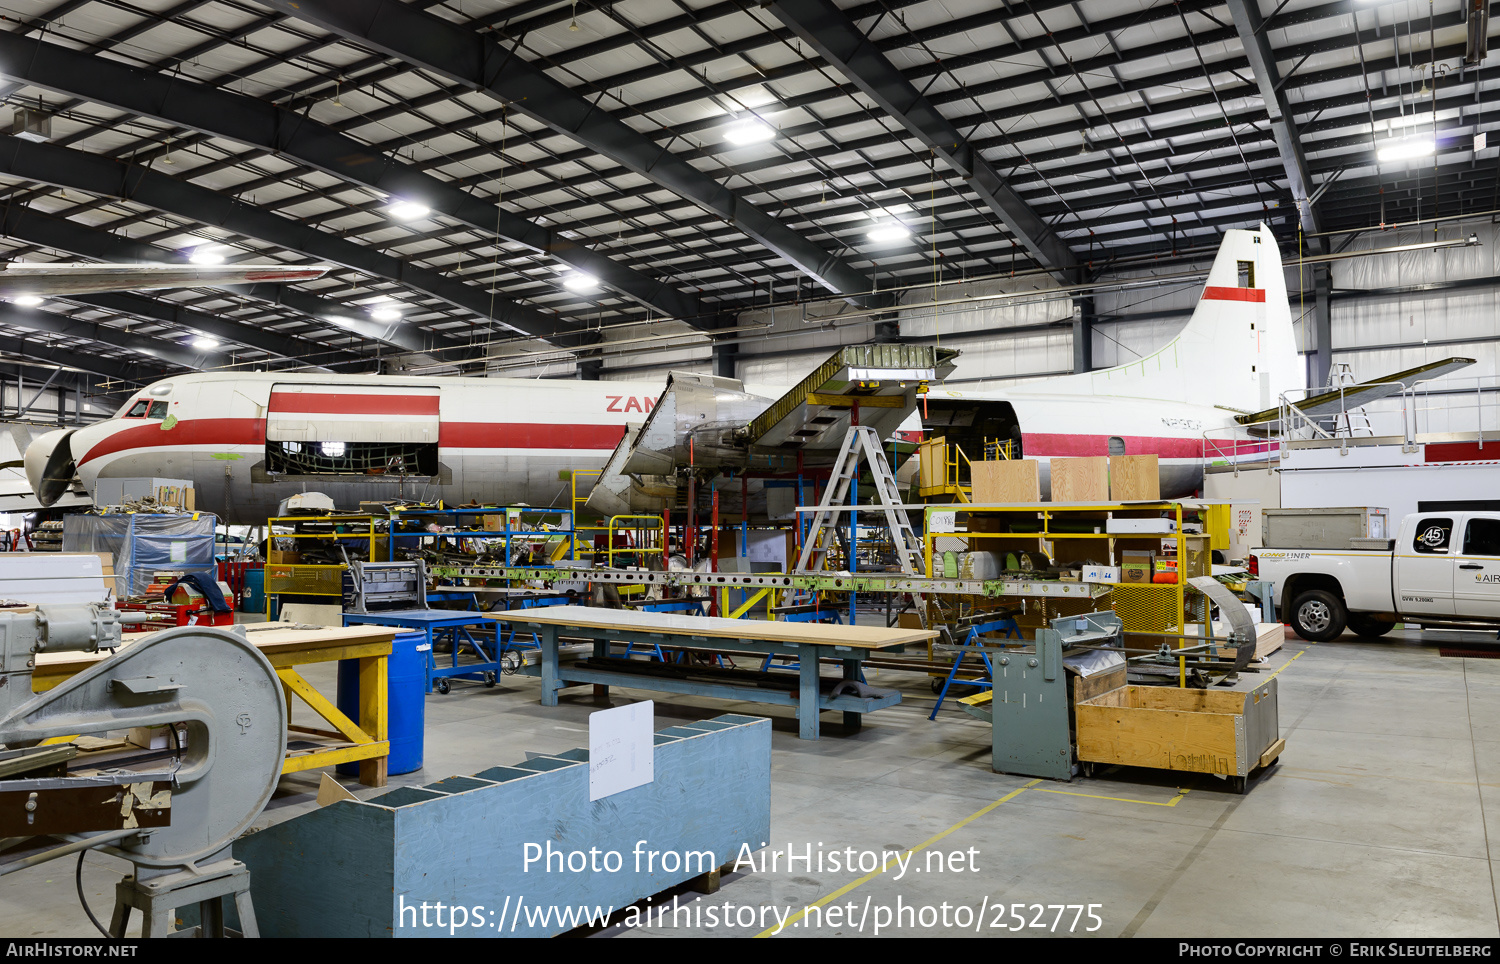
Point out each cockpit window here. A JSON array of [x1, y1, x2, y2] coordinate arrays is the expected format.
[[124, 400, 169, 419]]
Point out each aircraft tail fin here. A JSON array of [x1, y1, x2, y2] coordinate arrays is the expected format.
[[1023, 224, 1301, 411]]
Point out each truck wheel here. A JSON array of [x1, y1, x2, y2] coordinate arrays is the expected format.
[[1291, 590, 1347, 642], [1348, 615, 1395, 639]]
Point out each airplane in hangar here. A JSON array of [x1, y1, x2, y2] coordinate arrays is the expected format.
[[19, 225, 1470, 523], [0, 259, 332, 511]]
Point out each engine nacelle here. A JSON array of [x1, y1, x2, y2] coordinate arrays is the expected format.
[[623, 373, 773, 475]]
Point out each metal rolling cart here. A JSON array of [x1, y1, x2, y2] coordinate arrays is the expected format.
[[959, 583, 1282, 790]]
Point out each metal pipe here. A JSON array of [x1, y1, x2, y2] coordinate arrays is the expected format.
[[0, 829, 137, 877]]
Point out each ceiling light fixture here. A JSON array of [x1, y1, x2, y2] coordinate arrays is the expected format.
[[723, 119, 775, 145], [12, 295, 41, 307], [867, 224, 912, 243], [1377, 137, 1435, 161], [191, 336, 220, 350], [188, 245, 226, 265], [388, 200, 431, 220], [370, 307, 402, 322], [563, 273, 600, 291]]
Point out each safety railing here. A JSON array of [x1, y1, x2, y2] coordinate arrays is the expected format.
[[916, 437, 1013, 502], [606, 515, 667, 568], [1200, 429, 1280, 475], [569, 468, 604, 561]]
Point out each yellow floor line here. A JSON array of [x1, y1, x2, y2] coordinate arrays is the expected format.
[[754, 779, 1043, 938], [1265, 649, 1305, 681], [1030, 787, 1190, 807]]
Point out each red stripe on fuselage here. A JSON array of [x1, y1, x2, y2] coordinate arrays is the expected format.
[[1202, 286, 1265, 302], [268, 392, 440, 416], [77, 418, 628, 465], [439, 423, 626, 450], [78, 418, 265, 466], [1021, 433, 1206, 459]]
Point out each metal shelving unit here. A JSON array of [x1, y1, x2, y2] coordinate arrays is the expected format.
[[387, 505, 576, 568], [264, 514, 384, 618]]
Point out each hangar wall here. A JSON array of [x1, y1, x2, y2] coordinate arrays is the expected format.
[[570, 221, 1500, 432]]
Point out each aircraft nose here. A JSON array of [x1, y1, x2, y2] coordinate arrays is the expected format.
[[25, 428, 76, 507]]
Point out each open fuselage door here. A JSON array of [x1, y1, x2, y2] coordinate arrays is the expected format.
[[263, 383, 442, 479]]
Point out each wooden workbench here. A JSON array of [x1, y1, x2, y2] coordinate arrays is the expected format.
[[34, 623, 397, 788], [492, 606, 937, 740]]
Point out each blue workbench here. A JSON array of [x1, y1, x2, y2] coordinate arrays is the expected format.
[[491, 605, 937, 740], [342, 610, 500, 695]]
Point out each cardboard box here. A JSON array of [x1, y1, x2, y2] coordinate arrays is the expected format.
[[1082, 565, 1120, 584], [1120, 549, 1154, 584], [94, 477, 193, 508], [127, 724, 188, 751]]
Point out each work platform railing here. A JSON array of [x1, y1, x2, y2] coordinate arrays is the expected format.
[[1278, 374, 1500, 450], [1203, 374, 1500, 464]]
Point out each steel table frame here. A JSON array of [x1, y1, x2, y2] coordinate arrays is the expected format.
[[494, 612, 916, 740], [341, 610, 499, 694]]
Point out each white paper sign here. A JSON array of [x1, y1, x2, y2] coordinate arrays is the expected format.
[[929, 510, 957, 534], [169, 541, 187, 563], [589, 700, 654, 801]]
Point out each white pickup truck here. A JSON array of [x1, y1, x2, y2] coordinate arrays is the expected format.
[[1253, 510, 1500, 641]]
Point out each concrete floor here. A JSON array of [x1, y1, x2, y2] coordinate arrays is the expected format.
[[4, 624, 1500, 937]]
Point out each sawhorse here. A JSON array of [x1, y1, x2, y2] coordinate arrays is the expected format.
[[929, 617, 1019, 720]]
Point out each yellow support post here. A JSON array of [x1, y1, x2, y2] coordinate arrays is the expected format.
[[729, 587, 772, 619]]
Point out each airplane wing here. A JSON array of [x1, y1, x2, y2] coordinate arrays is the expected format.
[[592, 345, 961, 513], [0, 263, 330, 298], [1235, 357, 1477, 426]]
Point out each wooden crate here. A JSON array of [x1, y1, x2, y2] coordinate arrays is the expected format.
[[971, 459, 1040, 503], [1109, 454, 1160, 501], [1050, 457, 1108, 502], [1075, 680, 1280, 780]]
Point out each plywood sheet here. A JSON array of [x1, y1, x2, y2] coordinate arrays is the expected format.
[[1109, 454, 1161, 501], [918, 436, 945, 491], [492, 605, 936, 649], [1050, 457, 1109, 502], [1075, 701, 1240, 775], [971, 460, 1040, 503], [34, 623, 397, 676]]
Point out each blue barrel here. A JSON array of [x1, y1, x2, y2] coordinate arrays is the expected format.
[[337, 631, 428, 776], [240, 568, 264, 613]]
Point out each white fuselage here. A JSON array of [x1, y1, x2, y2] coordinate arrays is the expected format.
[[26, 225, 1300, 522], [59, 373, 667, 520], [46, 375, 1255, 523]]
